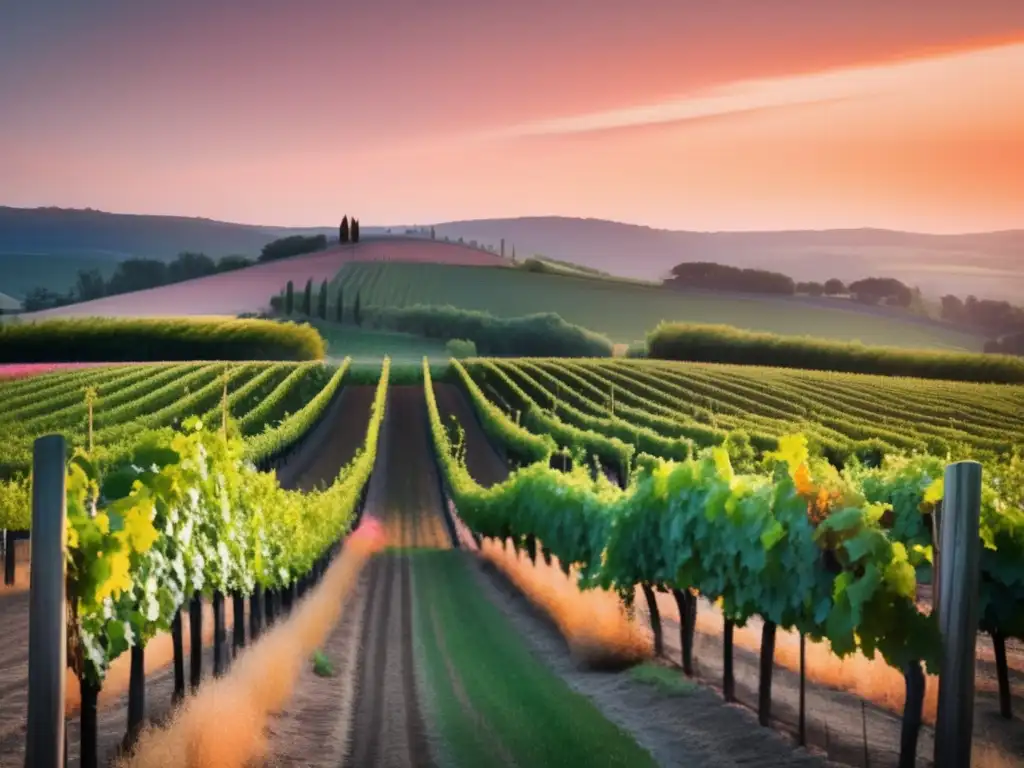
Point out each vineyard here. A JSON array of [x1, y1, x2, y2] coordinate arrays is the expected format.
[[0, 360, 348, 530], [1, 353, 1023, 766], [423, 356, 1024, 764], [459, 358, 1024, 471]]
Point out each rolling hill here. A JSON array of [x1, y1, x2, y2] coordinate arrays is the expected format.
[[22, 238, 505, 319], [0, 206, 334, 299], [4, 206, 1022, 304], [430, 217, 1024, 302], [330, 261, 985, 350]]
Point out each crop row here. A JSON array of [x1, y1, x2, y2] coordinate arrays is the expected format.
[[429, 360, 1024, 676], [64, 356, 389, 685], [0, 360, 352, 528], [468, 359, 1024, 470]]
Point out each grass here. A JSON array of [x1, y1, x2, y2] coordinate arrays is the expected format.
[[311, 649, 335, 677], [629, 663, 699, 696], [309, 320, 449, 363], [330, 261, 985, 350], [411, 549, 657, 768]]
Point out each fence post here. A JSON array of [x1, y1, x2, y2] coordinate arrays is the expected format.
[[933, 461, 982, 768], [3, 528, 17, 586], [24, 434, 67, 768]]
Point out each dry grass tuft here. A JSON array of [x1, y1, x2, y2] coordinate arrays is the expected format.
[[479, 538, 651, 669], [117, 519, 385, 768]]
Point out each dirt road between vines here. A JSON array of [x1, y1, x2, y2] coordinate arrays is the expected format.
[[344, 386, 446, 768], [265, 385, 447, 768]]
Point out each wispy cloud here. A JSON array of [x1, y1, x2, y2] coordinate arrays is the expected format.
[[484, 40, 1024, 139]]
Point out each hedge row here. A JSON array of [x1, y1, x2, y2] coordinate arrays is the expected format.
[[364, 304, 614, 358], [0, 317, 325, 362], [646, 323, 1024, 384]]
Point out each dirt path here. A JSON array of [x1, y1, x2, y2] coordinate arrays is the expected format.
[[264, 386, 446, 767], [0, 384, 374, 767], [343, 386, 443, 768]]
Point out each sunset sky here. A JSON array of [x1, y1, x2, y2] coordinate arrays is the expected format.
[[2, 1, 1023, 232]]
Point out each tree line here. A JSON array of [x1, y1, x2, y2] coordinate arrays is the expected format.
[[272, 279, 364, 327], [16, 233, 332, 313], [663, 262, 1024, 337], [663, 262, 917, 305], [19, 252, 256, 312]]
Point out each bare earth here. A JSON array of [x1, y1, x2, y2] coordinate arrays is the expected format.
[[263, 386, 447, 768]]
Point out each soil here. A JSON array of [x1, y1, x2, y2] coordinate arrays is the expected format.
[[635, 594, 1024, 767], [262, 569, 369, 768], [433, 382, 509, 487], [263, 386, 447, 768]]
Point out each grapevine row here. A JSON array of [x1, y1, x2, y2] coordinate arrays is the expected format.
[[66, 356, 388, 683], [435, 359, 1024, 661]]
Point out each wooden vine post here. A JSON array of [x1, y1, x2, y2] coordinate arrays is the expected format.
[[933, 461, 983, 768], [671, 588, 697, 676], [221, 370, 230, 437], [171, 609, 185, 702], [85, 387, 97, 453], [24, 435, 68, 768], [991, 631, 1013, 718], [723, 618, 736, 702], [758, 621, 777, 727], [189, 594, 203, 691], [640, 584, 663, 656]]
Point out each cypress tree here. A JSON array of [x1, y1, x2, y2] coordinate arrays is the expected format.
[[500, 238, 505, 258], [430, 226, 436, 240], [285, 280, 294, 315], [302, 279, 313, 315], [352, 219, 360, 243], [317, 279, 328, 320], [340, 216, 349, 243], [335, 286, 344, 323], [353, 290, 362, 326]]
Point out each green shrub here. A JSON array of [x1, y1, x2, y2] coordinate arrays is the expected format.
[[365, 304, 613, 357], [625, 340, 647, 358], [646, 322, 1024, 383], [446, 338, 477, 358], [0, 318, 325, 362]]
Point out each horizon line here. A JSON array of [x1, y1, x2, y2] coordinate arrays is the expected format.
[[2, 204, 1021, 239]]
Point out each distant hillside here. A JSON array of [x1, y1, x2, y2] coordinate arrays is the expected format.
[[0, 207, 315, 298], [431, 217, 1024, 302], [4, 207, 1022, 304], [0, 291, 21, 312]]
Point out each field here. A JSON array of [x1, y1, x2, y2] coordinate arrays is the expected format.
[[461, 357, 1024, 465], [21, 238, 505, 320], [2, 353, 1023, 767], [329, 261, 986, 349]]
